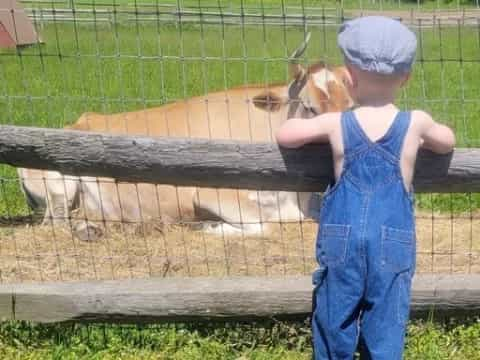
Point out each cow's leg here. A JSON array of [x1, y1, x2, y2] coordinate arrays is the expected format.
[[249, 191, 318, 222], [42, 172, 80, 226], [69, 177, 106, 241], [17, 168, 48, 221], [193, 189, 270, 236], [70, 177, 169, 241], [194, 189, 319, 237]]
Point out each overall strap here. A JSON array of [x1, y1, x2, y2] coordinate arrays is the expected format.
[[340, 111, 370, 156], [378, 111, 412, 160]]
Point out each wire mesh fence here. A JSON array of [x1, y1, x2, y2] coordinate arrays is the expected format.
[[0, 0, 479, 284]]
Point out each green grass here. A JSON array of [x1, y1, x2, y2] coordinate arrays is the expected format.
[[1, 10, 480, 215], [0, 319, 478, 359]]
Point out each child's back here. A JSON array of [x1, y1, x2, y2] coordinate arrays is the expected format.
[[326, 105, 454, 190], [276, 16, 455, 360]]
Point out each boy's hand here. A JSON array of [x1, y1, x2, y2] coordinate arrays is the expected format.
[[416, 110, 456, 154]]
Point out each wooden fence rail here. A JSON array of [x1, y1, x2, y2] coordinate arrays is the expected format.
[[0, 124, 471, 192], [0, 275, 479, 323]]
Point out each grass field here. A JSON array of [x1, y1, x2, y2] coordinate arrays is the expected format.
[[0, 319, 478, 359], [2, 13, 478, 133]]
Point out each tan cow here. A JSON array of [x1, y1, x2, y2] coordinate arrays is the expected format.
[[18, 42, 353, 240]]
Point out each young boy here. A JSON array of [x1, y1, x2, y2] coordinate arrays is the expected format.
[[276, 16, 455, 359]]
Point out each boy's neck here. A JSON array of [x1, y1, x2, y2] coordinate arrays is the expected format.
[[354, 92, 396, 108]]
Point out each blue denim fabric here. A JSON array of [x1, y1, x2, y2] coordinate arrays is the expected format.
[[312, 111, 416, 360]]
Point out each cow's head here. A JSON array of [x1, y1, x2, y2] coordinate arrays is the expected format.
[[253, 33, 354, 118]]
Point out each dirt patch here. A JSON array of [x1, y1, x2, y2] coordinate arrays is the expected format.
[[0, 210, 478, 284]]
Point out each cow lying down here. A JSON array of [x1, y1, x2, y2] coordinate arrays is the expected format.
[[18, 41, 352, 240]]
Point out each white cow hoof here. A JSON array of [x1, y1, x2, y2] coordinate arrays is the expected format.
[[73, 221, 103, 241], [202, 222, 242, 236], [203, 222, 264, 237]]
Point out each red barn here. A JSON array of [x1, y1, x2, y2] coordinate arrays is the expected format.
[[0, 0, 40, 48]]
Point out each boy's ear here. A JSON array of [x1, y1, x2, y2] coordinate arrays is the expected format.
[[399, 72, 411, 88], [344, 64, 357, 90]]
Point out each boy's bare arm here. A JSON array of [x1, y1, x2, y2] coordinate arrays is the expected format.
[[415, 110, 456, 154], [275, 114, 335, 148]]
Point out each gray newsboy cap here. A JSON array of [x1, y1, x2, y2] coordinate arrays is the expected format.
[[338, 16, 417, 75]]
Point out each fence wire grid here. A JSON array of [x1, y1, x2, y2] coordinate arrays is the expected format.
[[0, 0, 479, 284]]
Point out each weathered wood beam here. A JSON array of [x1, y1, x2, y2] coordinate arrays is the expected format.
[[0, 275, 478, 323], [0, 124, 469, 192]]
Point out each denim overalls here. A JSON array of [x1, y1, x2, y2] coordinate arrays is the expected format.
[[312, 110, 416, 360]]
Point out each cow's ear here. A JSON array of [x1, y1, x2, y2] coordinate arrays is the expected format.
[[252, 91, 285, 112]]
